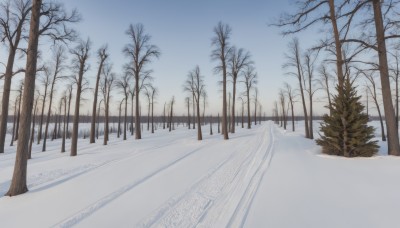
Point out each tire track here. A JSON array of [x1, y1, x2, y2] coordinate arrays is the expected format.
[[137, 125, 269, 228], [52, 142, 211, 228], [226, 122, 275, 228]]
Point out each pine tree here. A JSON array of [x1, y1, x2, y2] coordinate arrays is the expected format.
[[316, 77, 378, 157]]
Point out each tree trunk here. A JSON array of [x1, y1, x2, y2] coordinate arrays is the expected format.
[[247, 90, 251, 129], [135, 74, 141, 139], [196, 98, 202, 140], [187, 98, 191, 129], [66, 88, 72, 139], [124, 97, 128, 140], [0, 46, 19, 153], [151, 99, 154, 134], [37, 84, 48, 144], [218, 113, 220, 133], [372, 0, 400, 155], [10, 99, 18, 147], [6, 0, 41, 196], [131, 93, 134, 135], [90, 57, 106, 143], [118, 100, 122, 138], [29, 99, 38, 159], [104, 100, 109, 145], [231, 78, 237, 133], [210, 115, 213, 135], [192, 93, 195, 129], [15, 92, 22, 141], [61, 98, 66, 153]]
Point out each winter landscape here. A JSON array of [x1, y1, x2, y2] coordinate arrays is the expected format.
[[1, 0, 400, 227]]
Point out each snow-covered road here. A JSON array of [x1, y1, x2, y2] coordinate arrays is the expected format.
[[0, 122, 275, 227]]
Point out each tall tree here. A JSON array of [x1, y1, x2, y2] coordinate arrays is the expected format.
[[61, 91, 67, 153], [186, 97, 191, 129], [148, 85, 158, 134], [70, 38, 90, 157], [284, 82, 296, 132], [0, 0, 31, 153], [37, 68, 51, 144], [283, 38, 310, 138], [371, 0, 400, 155], [6, 0, 41, 197], [242, 65, 257, 129], [29, 91, 40, 158], [116, 71, 130, 140], [101, 64, 115, 145], [123, 23, 160, 140], [279, 89, 287, 130], [363, 70, 386, 141], [228, 46, 251, 133], [7, 0, 79, 196], [14, 81, 24, 141], [42, 45, 66, 151], [90, 45, 108, 143], [184, 66, 206, 140], [253, 88, 258, 126], [304, 50, 319, 139], [211, 22, 231, 140]]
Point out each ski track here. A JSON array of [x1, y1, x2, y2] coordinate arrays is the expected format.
[[226, 124, 275, 228], [0, 137, 183, 196], [52, 142, 211, 227], [136, 123, 275, 228]]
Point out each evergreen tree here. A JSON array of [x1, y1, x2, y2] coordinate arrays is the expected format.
[[316, 77, 378, 157]]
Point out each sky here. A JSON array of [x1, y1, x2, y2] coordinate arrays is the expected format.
[[2, 0, 328, 117]]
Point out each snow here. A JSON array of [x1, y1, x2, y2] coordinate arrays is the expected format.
[[0, 121, 400, 227]]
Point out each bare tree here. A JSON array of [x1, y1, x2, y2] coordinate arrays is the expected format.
[[163, 102, 166, 129], [144, 86, 151, 131], [96, 99, 103, 139], [283, 38, 310, 138], [228, 46, 251, 133], [90, 45, 108, 143], [116, 71, 130, 140], [42, 45, 66, 151], [242, 65, 257, 129], [0, 0, 32, 153], [284, 82, 296, 131], [37, 68, 51, 144], [253, 88, 258, 126], [186, 97, 191, 129], [303, 50, 319, 139], [148, 85, 158, 134], [201, 90, 207, 126], [10, 96, 19, 147], [169, 97, 175, 132], [211, 22, 231, 140], [238, 96, 245, 128], [123, 23, 160, 140], [70, 38, 91, 157], [14, 81, 23, 141], [363, 71, 386, 141], [184, 66, 206, 140], [29, 91, 40, 158], [371, 0, 400, 155], [390, 51, 400, 130], [117, 99, 124, 138], [61, 91, 67, 153], [6, 0, 41, 196], [129, 85, 135, 135], [66, 84, 73, 139], [279, 89, 287, 130], [101, 64, 115, 145]]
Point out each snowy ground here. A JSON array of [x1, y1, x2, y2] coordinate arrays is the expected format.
[[0, 121, 399, 227]]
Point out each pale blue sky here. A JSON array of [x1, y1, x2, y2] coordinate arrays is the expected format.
[[2, 0, 327, 116]]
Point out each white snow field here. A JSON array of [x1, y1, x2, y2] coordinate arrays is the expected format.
[[0, 121, 400, 228]]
